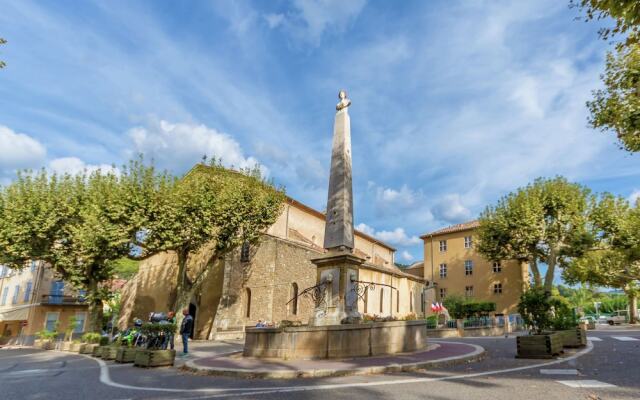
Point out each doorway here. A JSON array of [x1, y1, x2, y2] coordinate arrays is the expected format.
[[188, 303, 197, 339]]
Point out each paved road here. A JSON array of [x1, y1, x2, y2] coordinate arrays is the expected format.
[[1, 329, 639, 400]]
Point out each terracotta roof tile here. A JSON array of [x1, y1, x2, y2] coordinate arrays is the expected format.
[[420, 220, 479, 238]]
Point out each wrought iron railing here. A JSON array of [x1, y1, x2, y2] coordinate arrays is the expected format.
[[41, 294, 86, 305]]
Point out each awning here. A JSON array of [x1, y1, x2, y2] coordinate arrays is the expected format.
[[0, 304, 34, 321]]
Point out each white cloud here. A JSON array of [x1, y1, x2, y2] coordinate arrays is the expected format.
[[630, 189, 640, 205], [48, 157, 119, 176], [356, 223, 421, 247], [376, 184, 417, 208], [0, 125, 47, 171], [355, 222, 375, 236], [431, 194, 472, 224], [400, 250, 414, 262], [127, 120, 266, 175], [264, 13, 285, 29]]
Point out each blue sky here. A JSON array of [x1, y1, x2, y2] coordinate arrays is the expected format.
[[0, 0, 639, 264]]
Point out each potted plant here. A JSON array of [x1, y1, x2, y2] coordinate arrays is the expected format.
[[79, 332, 102, 354], [134, 323, 177, 368], [60, 316, 80, 351], [92, 336, 111, 357], [115, 338, 138, 363], [551, 298, 586, 348], [516, 288, 563, 359], [34, 330, 58, 350]]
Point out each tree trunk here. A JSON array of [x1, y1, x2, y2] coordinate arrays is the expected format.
[[543, 249, 557, 294], [84, 278, 104, 333], [171, 250, 218, 337], [529, 260, 542, 288], [627, 292, 638, 324]]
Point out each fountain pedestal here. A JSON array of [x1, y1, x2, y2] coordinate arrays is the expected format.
[[308, 250, 365, 326]]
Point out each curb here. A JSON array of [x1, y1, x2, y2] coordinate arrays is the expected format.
[[181, 342, 486, 379]]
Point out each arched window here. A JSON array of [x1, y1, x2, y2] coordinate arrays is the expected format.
[[410, 291, 413, 312], [379, 288, 384, 313], [245, 288, 252, 318], [290, 283, 299, 316]]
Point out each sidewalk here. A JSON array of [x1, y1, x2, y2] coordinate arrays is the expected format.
[[182, 341, 485, 379]]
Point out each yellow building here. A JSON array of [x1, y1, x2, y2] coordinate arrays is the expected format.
[[421, 221, 528, 317], [0, 262, 88, 345]]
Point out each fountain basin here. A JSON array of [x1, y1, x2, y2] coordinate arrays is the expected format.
[[243, 320, 428, 360]]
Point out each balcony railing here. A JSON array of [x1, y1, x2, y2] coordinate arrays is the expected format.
[[41, 294, 86, 305]]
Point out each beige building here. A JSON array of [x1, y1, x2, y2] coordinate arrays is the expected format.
[[0, 262, 88, 345], [119, 197, 427, 340], [421, 221, 528, 317]]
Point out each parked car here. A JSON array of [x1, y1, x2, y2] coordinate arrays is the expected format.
[[606, 310, 628, 325]]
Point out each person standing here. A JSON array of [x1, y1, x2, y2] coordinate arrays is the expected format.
[[167, 311, 176, 350], [179, 308, 193, 356]]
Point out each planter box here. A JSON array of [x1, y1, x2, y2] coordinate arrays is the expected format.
[[115, 347, 138, 363], [92, 345, 106, 357], [134, 349, 176, 367], [556, 328, 587, 348], [35, 339, 54, 350], [80, 343, 99, 354], [516, 333, 563, 359], [60, 341, 74, 352], [101, 346, 119, 360], [69, 342, 82, 352]]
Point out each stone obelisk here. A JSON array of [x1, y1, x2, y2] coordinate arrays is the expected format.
[[309, 90, 365, 326]]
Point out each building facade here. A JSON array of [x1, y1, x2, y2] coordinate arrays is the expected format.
[[421, 221, 528, 317], [0, 262, 88, 345], [119, 197, 427, 340]]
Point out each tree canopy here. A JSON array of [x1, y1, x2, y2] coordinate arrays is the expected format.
[[562, 193, 640, 322], [573, 1, 640, 152], [0, 158, 285, 332], [477, 177, 592, 293], [0, 37, 6, 69]]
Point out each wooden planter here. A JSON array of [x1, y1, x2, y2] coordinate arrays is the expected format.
[[69, 342, 82, 352], [115, 347, 138, 363], [516, 333, 563, 359], [60, 341, 74, 352], [36, 340, 54, 350], [92, 345, 106, 357], [134, 349, 176, 367], [556, 328, 587, 348], [101, 346, 119, 360], [80, 343, 99, 354]]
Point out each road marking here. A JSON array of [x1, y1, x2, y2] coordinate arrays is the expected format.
[[587, 337, 602, 341], [539, 369, 578, 375], [88, 340, 595, 398], [611, 336, 638, 341], [556, 380, 616, 388]]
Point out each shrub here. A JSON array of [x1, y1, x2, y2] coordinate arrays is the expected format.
[[519, 289, 578, 333], [81, 332, 102, 344], [35, 330, 57, 341], [402, 313, 417, 321], [99, 336, 110, 346], [444, 295, 497, 319]]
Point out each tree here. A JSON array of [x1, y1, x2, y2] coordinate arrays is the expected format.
[[572, 1, 640, 151], [587, 43, 640, 152], [0, 37, 6, 69], [571, 1, 640, 45], [130, 162, 285, 327], [563, 193, 640, 323], [477, 177, 592, 293]]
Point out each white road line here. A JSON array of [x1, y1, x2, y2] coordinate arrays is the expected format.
[[611, 336, 639, 341], [539, 369, 578, 375], [556, 380, 616, 388], [88, 341, 595, 398], [587, 337, 602, 341]]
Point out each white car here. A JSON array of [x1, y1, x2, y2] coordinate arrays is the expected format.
[[606, 310, 628, 325]]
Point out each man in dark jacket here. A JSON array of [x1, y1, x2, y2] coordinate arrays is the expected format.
[[179, 308, 193, 355]]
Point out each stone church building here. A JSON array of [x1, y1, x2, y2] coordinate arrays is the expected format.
[[118, 196, 428, 340]]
